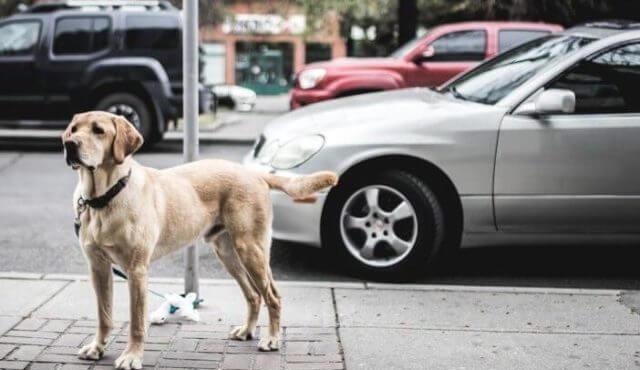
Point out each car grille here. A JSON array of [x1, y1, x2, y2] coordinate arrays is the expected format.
[[253, 135, 266, 158]]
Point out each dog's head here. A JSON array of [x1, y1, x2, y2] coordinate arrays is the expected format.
[[62, 111, 143, 170]]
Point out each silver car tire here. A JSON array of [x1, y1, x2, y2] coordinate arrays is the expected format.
[[322, 170, 445, 282]]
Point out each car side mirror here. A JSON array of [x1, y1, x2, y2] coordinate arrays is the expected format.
[[516, 89, 575, 116], [413, 45, 435, 63]]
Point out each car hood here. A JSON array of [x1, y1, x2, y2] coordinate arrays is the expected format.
[[263, 88, 502, 142], [307, 57, 406, 70]]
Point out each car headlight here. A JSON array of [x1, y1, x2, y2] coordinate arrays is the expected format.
[[298, 68, 326, 90], [269, 135, 325, 169], [258, 140, 280, 165]]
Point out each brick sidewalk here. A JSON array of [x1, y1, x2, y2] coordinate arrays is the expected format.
[[0, 318, 344, 370]]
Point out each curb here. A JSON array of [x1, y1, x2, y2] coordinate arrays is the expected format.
[[0, 272, 622, 296]]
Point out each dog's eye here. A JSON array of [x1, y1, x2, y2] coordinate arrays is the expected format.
[[71, 126, 77, 133], [92, 126, 105, 135]]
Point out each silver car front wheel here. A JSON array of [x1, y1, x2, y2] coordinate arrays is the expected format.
[[323, 170, 445, 281], [340, 185, 418, 268]]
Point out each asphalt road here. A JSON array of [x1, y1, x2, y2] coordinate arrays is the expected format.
[[1, 138, 639, 290]]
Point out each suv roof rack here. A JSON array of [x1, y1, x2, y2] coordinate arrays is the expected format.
[[25, 0, 176, 13]]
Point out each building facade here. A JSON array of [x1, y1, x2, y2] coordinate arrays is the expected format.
[[200, 1, 345, 94]]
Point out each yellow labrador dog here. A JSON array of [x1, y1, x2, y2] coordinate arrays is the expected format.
[[62, 111, 337, 369]]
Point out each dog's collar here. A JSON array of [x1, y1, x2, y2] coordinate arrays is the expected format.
[[78, 168, 132, 211]]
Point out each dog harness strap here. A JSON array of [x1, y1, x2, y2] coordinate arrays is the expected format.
[[83, 168, 132, 209]]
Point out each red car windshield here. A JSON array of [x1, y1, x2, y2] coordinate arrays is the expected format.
[[442, 35, 594, 105]]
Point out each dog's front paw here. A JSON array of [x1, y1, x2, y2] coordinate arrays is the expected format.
[[229, 325, 254, 341], [114, 350, 143, 370], [258, 335, 280, 351], [77, 341, 104, 360]]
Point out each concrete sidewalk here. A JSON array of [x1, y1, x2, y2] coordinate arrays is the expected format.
[[0, 274, 638, 370]]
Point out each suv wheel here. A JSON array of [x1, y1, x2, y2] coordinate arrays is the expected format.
[[96, 93, 153, 143], [323, 170, 445, 281]]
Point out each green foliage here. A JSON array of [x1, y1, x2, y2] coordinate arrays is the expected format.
[[0, 0, 35, 17]]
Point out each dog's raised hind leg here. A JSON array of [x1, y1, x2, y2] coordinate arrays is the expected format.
[[209, 232, 261, 341]]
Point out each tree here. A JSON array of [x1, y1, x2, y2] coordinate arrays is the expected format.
[[397, 0, 418, 45], [0, 0, 35, 17]]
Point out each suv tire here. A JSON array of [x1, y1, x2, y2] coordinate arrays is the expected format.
[[96, 93, 154, 143], [322, 170, 445, 282]]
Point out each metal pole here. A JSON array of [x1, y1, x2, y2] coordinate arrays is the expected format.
[[183, 0, 199, 296]]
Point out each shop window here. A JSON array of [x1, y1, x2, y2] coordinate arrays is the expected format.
[[235, 42, 293, 95], [202, 43, 226, 85], [305, 43, 332, 64]]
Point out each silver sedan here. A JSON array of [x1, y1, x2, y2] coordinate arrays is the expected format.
[[244, 22, 640, 281]]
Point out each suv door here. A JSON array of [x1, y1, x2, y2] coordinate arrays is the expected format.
[[494, 42, 640, 232], [409, 29, 487, 87], [0, 19, 45, 122], [43, 15, 112, 122]]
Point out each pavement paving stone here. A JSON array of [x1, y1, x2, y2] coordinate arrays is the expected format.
[[5, 344, 45, 361], [40, 320, 73, 333], [0, 316, 21, 337], [0, 359, 29, 369], [0, 280, 67, 317], [12, 318, 46, 331], [0, 343, 15, 359]]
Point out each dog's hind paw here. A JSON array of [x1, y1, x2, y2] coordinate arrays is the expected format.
[[258, 335, 280, 351], [229, 325, 255, 341], [114, 351, 143, 370], [77, 341, 104, 360]]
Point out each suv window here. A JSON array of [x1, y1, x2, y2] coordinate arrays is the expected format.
[[499, 30, 550, 52], [548, 42, 640, 114], [430, 30, 486, 62], [0, 21, 40, 56], [53, 17, 110, 55], [125, 16, 179, 50]]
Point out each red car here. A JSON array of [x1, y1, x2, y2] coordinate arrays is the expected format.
[[291, 21, 562, 109]]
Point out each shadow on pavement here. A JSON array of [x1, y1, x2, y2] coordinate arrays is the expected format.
[[273, 241, 640, 290]]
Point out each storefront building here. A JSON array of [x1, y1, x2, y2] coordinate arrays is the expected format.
[[200, 1, 345, 94]]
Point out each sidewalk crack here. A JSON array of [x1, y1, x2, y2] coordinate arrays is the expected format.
[[0, 153, 23, 174], [330, 287, 347, 370]]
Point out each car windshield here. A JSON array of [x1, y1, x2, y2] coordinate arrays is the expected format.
[[389, 35, 426, 58], [441, 35, 594, 105]]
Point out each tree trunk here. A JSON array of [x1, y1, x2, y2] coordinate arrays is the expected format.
[[397, 0, 418, 46]]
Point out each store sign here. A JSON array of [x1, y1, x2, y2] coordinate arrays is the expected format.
[[222, 14, 306, 35]]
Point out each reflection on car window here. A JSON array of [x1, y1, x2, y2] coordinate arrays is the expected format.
[[53, 17, 110, 55], [389, 36, 426, 58], [444, 35, 593, 105], [0, 21, 40, 56], [498, 30, 549, 52], [125, 16, 179, 50], [430, 30, 486, 61], [549, 43, 640, 114]]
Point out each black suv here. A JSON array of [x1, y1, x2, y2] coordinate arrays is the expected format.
[[0, 0, 213, 144]]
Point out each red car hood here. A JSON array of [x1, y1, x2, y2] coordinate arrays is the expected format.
[[307, 57, 406, 70]]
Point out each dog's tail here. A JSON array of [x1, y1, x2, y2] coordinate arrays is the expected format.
[[261, 171, 338, 200]]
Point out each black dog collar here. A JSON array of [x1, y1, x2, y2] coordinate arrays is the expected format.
[[74, 169, 132, 237]]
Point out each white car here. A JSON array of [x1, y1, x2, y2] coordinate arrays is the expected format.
[[245, 21, 640, 281], [212, 85, 256, 112]]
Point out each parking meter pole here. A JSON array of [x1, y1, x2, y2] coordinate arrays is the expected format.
[[183, 0, 199, 297]]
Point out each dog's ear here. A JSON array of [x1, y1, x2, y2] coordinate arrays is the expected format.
[[112, 115, 143, 164]]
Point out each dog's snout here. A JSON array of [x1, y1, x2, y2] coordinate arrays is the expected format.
[[64, 140, 80, 164]]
